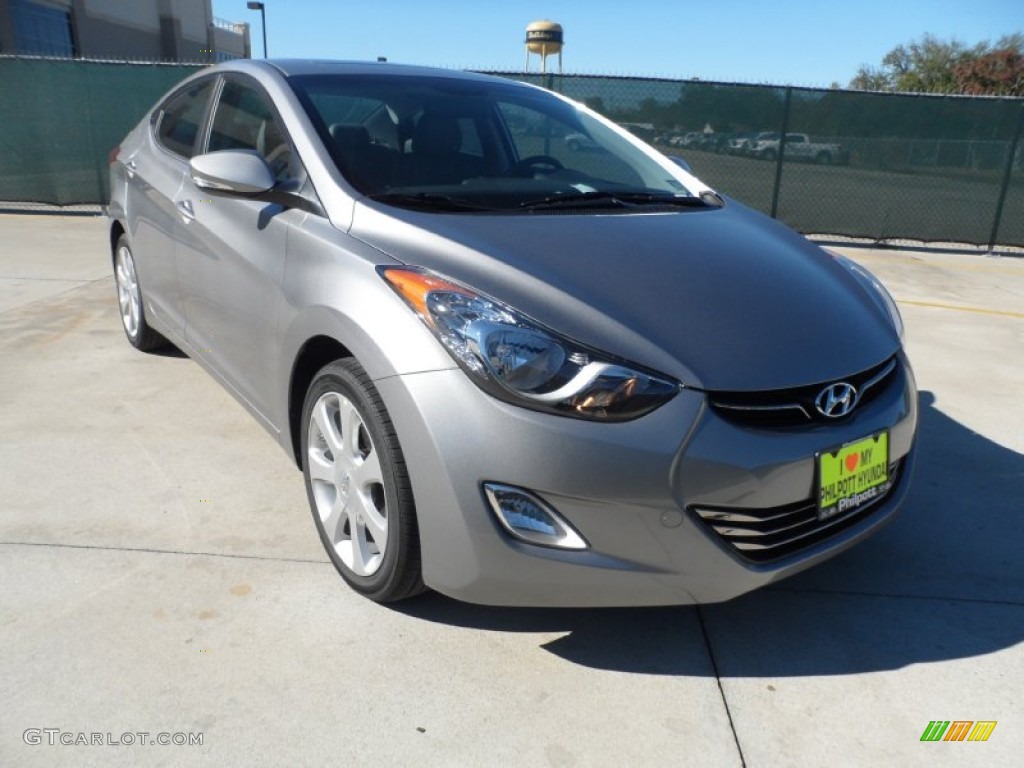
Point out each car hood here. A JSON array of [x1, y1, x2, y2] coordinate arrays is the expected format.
[[349, 199, 900, 391]]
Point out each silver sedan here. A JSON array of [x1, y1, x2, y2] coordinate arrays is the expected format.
[[108, 60, 917, 606]]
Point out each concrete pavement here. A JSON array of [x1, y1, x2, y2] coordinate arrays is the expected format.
[[1, 214, 1021, 767]]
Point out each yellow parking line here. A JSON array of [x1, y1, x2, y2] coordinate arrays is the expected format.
[[897, 299, 1024, 319], [848, 253, 1024, 274]]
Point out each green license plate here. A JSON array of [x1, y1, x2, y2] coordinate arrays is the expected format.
[[818, 432, 889, 521]]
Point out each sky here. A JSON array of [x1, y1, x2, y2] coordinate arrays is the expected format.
[[212, 0, 1022, 88]]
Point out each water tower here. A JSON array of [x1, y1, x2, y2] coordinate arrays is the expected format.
[[524, 20, 563, 74]]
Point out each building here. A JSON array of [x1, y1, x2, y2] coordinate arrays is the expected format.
[[0, 0, 250, 62]]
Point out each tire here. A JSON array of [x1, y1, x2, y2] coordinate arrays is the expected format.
[[301, 359, 424, 602], [763, 149, 777, 162], [816, 151, 832, 165], [114, 235, 167, 352]]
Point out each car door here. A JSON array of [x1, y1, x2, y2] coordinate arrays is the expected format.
[[175, 75, 310, 427], [127, 77, 216, 336]]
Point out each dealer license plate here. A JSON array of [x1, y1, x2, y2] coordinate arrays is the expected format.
[[817, 432, 890, 521]]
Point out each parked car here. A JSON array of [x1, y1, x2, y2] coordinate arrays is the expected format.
[[745, 131, 780, 157], [726, 131, 758, 155], [682, 131, 705, 148], [564, 132, 597, 151], [665, 131, 699, 148], [695, 132, 730, 153], [109, 60, 916, 607], [750, 132, 848, 164]]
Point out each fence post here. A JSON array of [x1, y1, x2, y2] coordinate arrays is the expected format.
[[84, 65, 107, 205], [769, 86, 792, 219], [988, 102, 1024, 251], [542, 72, 556, 156]]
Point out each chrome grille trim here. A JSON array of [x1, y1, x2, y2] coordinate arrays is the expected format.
[[700, 507, 803, 524], [857, 358, 897, 398], [707, 355, 899, 428], [708, 511, 818, 539], [690, 460, 903, 563], [709, 401, 811, 418]]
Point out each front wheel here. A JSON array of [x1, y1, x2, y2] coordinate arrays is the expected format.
[[301, 359, 424, 602]]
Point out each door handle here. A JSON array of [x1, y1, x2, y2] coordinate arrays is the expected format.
[[176, 199, 195, 220]]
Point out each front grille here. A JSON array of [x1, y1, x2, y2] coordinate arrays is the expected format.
[[708, 356, 898, 428], [689, 459, 903, 563]]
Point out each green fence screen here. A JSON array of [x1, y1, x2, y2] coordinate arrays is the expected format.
[[2, 58, 1022, 246], [0, 58, 202, 206]]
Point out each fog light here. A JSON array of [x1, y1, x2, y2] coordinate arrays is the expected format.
[[483, 483, 588, 550]]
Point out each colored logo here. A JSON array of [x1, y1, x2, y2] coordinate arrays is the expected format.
[[920, 721, 997, 742]]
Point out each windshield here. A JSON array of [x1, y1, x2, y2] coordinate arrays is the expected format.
[[288, 73, 706, 213]]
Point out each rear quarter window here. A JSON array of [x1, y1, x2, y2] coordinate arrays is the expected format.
[[155, 79, 215, 158]]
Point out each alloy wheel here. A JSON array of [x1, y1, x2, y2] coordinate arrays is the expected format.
[[115, 245, 140, 339], [306, 391, 388, 576]]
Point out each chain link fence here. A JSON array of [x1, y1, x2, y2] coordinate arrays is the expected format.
[[2, 58, 1022, 247]]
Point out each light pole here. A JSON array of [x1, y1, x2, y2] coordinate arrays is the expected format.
[[246, 1, 267, 58]]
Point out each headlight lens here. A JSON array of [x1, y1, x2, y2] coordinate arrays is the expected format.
[[382, 267, 680, 421], [832, 253, 904, 340]]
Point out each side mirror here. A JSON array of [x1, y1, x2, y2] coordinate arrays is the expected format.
[[668, 155, 693, 173], [189, 150, 275, 194]]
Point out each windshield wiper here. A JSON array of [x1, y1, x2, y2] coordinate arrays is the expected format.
[[518, 190, 712, 211], [367, 191, 491, 212]]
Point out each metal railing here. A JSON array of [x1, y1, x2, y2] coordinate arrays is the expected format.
[[211, 17, 247, 34]]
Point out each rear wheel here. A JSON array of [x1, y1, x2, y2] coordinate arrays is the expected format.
[[816, 151, 832, 165], [114, 235, 167, 351], [301, 359, 424, 602]]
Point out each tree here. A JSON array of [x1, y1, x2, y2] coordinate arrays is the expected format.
[[849, 33, 1024, 95], [954, 47, 1024, 96], [849, 67, 892, 92]]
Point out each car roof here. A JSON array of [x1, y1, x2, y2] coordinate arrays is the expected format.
[[210, 58, 507, 85]]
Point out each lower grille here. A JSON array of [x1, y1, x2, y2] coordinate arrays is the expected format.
[[689, 459, 904, 563]]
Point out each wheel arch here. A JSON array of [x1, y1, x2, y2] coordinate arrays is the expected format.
[[109, 220, 126, 264], [288, 335, 354, 467], [280, 290, 455, 469]]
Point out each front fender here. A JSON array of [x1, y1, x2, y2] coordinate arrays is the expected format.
[[275, 216, 456, 456]]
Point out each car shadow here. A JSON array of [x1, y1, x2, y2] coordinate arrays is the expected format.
[[395, 390, 1024, 677], [149, 342, 187, 358]]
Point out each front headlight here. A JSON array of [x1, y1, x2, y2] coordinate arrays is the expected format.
[[382, 267, 680, 421], [832, 253, 904, 340]]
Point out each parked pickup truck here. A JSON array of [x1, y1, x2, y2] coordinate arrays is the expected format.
[[749, 132, 848, 165]]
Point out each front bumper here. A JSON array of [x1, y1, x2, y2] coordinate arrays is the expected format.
[[375, 353, 917, 607]]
